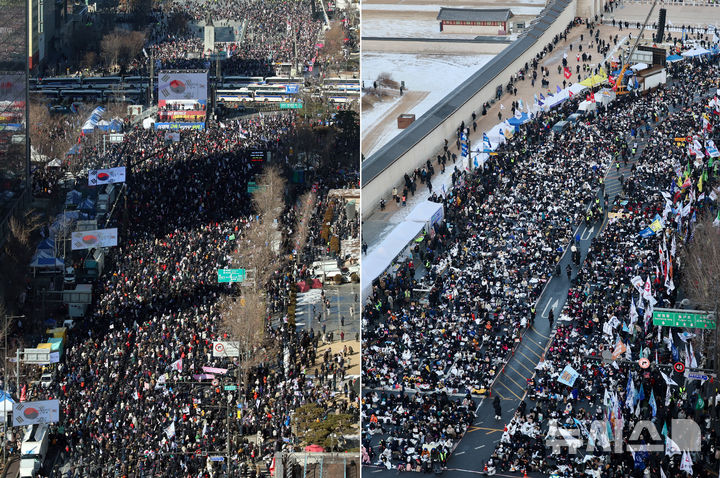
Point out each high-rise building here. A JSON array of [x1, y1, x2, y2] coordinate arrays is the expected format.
[[0, 0, 30, 246], [28, 0, 57, 69]]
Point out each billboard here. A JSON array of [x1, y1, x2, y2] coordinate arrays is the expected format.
[[158, 110, 206, 122], [154, 122, 205, 131], [88, 167, 126, 186], [213, 341, 240, 357], [71, 228, 118, 250], [158, 71, 208, 103], [13, 399, 60, 426]]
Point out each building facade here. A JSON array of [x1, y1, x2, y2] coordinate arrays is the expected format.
[[0, 0, 30, 246], [437, 8, 513, 35]]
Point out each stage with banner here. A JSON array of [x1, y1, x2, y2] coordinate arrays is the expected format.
[[156, 70, 208, 130]]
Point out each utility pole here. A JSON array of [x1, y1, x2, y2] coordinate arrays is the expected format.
[[3, 314, 24, 463], [149, 49, 155, 106]]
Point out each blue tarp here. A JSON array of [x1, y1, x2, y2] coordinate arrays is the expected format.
[[37, 238, 55, 251], [666, 54, 683, 62], [78, 198, 95, 211], [65, 190, 82, 206]]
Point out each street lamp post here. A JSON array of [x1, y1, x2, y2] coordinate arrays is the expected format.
[[2, 314, 24, 464]]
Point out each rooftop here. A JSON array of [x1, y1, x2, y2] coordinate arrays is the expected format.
[[437, 7, 513, 23]]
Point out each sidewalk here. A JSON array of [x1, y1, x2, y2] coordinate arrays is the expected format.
[[364, 19, 636, 252]]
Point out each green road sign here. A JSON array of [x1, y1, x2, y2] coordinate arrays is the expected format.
[[279, 102, 303, 109], [217, 268, 246, 283], [223, 385, 238, 391], [247, 181, 258, 193], [652, 308, 716, 329]]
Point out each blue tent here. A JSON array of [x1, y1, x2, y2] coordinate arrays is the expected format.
[[612, 69, 634, 76], [666, 54, 683, 62], [78, 198, 95, 212], [507, 113, 530, 131], [37, 238, 55, 251]]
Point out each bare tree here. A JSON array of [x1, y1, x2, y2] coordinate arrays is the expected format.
[[101, 31, 124, 71], [681, 215, 720, 374], [221, 292, 266, 370], [101, 30, 146, 72], [293, 191, 316, 261], [29, 99, 76, 160], [321, 22, 346, 75]]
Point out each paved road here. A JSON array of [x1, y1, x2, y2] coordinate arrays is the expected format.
[[295, 283, 360, 340], [362, 97, 663, 477]]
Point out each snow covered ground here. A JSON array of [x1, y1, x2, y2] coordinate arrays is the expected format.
[[363, 4, 544, 14], [361, 52, 495, 155]]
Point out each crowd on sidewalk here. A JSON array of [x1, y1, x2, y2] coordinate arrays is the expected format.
[[362, 43, 720, 474], [487, 55, 720, 478], [15, 112, 359, 477]]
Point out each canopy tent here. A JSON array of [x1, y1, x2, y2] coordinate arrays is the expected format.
[[0, 390, 14, 423], [545, 93, 568, 109], [595, 88, 616, 105], [579, 73, 608, 88], [361, 220, 425, 301], [81, 106, 106, 134], [78, 197, 96, 212], [682, 47, 711, 57], [568, 83, 588, 95], [49, 211, 79, 238], [405, 200, 444, 234], [630, 63, 648, 71], [30, 249, 64, 270], [65, 190, 82, 206], [46, 158, 62, 168], [36, 238, 56, 251], [666, 54, 683, 62], [506, 112, 530, 130]]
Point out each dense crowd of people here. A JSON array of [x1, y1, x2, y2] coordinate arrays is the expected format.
[[120, 0, 324, 77], [487, 53, 720, 478], [15, 111, 360, 477], [362, 24, 720, 473]]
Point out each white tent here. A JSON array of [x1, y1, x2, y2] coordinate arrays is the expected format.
[[405, 200, 444, 234], [361, 221, 424, 301], [30, 249, 64, 270], [682, 47, 711, 57], [46, 158, 62, 168], [630, 62, 649, 71]]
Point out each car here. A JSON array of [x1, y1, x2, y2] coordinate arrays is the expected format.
[[551, 120, 569, 133], [567, 113, 583, 124], [63, 267, 76, 287], [39, 373, 53, 388]]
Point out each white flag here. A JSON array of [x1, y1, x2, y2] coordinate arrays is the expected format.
[[171, 358, 183, 372], [661, 467, 667, 478], [689, 342, 698, 369], [629, 297, 638, 326], [666, 435, 681, 456], [680, 450, 693, 474], [661, 371, 678, 387], [165, 421, 176, 438]]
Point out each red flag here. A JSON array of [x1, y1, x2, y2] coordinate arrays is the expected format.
[[590, 92, 596, 103], [569, 91, 574, 97], [564, 67, 571, 79]]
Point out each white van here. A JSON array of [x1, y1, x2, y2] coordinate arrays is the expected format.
[[19, 424, 49, 477]]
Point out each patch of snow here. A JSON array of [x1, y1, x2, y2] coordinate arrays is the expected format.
[[362, 52, 495, 155]]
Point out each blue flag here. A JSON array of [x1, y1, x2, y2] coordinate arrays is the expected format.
[[649, 389, 657, 417], [540, 93, 545, 100], [671, 344, 679, 362], [636, 383, 645, 405]]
